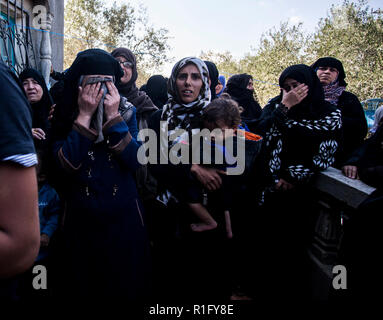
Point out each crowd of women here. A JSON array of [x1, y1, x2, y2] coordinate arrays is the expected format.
[[2, 46, 382, 302]]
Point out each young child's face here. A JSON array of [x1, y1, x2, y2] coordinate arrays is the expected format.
[[204, 120, 236, 143]]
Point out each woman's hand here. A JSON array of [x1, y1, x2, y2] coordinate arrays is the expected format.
[[48, 104, 55, 121], [191, 164, 226, 191], [282, 83, 309, 109], [104, 81, 121, 121], [77, 82, 103, 128], [275, 178, 294, 191], [32, 128, 46, 140], [342, 165, 359, 179]]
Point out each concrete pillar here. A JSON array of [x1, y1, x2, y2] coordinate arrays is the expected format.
[[40, 11, 53, 87]]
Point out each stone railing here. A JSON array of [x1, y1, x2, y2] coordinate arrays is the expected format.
[[314, 166, 376, 209], [309, 167, 376, 299]]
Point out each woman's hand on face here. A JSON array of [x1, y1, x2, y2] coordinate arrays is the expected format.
[[275, 178, 294, 191], [342, 165, 359, 179], [281, 83, 309, 109], [32, 128, 46, 140], [191, 164, 226, 191], [77, 82, 103, 127], [104, 81, 121, 121]]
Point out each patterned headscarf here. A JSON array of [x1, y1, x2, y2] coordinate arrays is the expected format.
[[322, 81, 346, 106], [311, 57, 347, 86], [311, 57, 347, 106], [161, 57, 210, 134]]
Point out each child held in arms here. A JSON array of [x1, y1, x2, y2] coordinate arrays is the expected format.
[[187, 94, 261, 238]]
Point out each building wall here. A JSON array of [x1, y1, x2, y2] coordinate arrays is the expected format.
[[50, 0, 64, 72], [0, 0, 63, 78], [31, 0, 64, 71]]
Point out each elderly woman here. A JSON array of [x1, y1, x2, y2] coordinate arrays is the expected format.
[[311, 57, 367, 166], [19, 68, 54, 143], [148, 57, 231, 300], [254, 64, 342, 299], [224, 73, 262, 122], [49, 49, 151, 299]]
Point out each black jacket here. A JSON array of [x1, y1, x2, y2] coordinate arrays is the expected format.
[[335, 91, 368, 166]]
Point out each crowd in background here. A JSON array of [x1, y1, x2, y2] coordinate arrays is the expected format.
[[0, 46, 382, 303]]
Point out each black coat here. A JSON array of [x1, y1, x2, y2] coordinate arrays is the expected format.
[[344, 124, 383, 189], [335, 91, 368, 166]]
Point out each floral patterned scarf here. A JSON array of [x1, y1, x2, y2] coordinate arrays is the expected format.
[[322, 81, 346, 106]]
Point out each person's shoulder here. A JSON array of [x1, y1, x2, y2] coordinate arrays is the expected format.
[[262, 95, 280, 110], [322, 100, 341, 115], [148, 109, 163, 132], [150, 109, 163, 122], [0, 62, 18, 86], [0, 61, 10, 74], [339, 90, 361, 105]]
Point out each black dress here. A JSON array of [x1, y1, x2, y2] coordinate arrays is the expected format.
[[335, 91, 368, 166]]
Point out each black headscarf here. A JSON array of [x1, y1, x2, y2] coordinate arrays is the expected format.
[[204, 60, 219, 101], [278, 64, 332, 120], [224, 73, 262, 121], [19, 68, 53, 131], [111, 47, 157, 115], [311, 57, 347, 86], [145, 75, 168, 109], [50, 49, 124, 141]]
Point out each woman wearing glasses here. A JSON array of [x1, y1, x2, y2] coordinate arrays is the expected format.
[[111, 48, 159, 206], [111, 48, 158, 128]]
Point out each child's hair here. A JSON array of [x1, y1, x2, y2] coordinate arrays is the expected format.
[[202, 93, 241, 128]]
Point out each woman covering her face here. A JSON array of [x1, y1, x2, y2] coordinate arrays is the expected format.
[[252, 64, 342, 299], [256, 64, 342, 191], [49, 49, 151, 299], [311, 57, 367, 166]]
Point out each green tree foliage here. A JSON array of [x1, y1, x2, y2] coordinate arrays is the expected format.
[[64, 0, 171, 85], [200, 50, 243, 76], [64, 0, 103, 66], [241, 22, 310, 105], [200, 23, 309, 106], [307, 0, 383, 100], [200, 0, 382, 106]]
